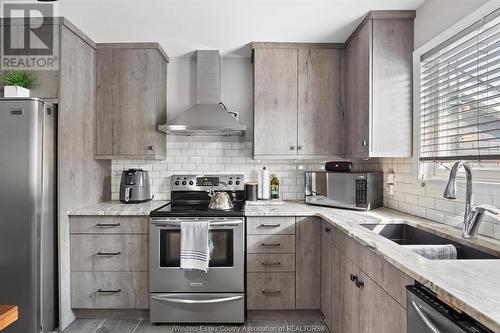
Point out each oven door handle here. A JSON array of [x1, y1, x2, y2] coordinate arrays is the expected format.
[[152, 219, 243, 228], [151, 295, 243, 304]]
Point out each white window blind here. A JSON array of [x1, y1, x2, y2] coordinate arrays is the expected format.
[[420, 8, 500, 161]]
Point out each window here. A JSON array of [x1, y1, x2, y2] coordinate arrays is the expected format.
[[419, 7, 500, 163]]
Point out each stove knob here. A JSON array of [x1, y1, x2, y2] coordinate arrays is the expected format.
[[182, 181, 187, 185], [175, 181, 180, 185], [189, 180, 194, 185], [228, 180, 233, 185], [235, 180, 240, 185]]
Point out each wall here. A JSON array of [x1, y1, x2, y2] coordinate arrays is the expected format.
[[111, 140, 328, 201], [414, 0, 488, 48], [380, 0, 500, 240]]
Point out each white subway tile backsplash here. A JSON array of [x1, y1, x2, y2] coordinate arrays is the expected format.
[[377, 157, 500, 241], [111, 141, 327, 202]]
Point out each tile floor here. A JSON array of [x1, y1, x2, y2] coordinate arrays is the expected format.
[[61, 318, 328, 333]]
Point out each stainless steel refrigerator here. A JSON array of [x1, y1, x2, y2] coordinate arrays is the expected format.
[[0, 98, 57, 333]]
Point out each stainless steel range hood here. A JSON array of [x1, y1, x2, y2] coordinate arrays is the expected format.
[[159, 50, 246, 136]]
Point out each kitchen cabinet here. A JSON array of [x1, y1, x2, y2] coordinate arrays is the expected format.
[[69, 216, 148, 309], [344, 11, 414, 158], [246, 216, 296, 310], [295, 217, 321, 309], [252, 43, 343, 159], [329, 225, 412, 333], [320, 221, 333, 328], [95, 43, 169, 160]]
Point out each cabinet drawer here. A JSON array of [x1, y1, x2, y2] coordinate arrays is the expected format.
[[71, 272, 148, 309], [247, 235, 295, 253], [70, 234, 148, 272], [247, 217, 296, 235], [70, 216, 148, 234], [247, 273, 295, 310], [247, 254, 295, 272]]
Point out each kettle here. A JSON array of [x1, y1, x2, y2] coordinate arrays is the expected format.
[[208, 191, 234, 211], [119, 169, 152, 204]]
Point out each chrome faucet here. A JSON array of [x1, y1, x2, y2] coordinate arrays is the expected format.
[[443, 161, 499, 239]]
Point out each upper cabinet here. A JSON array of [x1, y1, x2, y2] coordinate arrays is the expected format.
[[252, 11, 414, 160], [95, 43, 169, 160], [344, 11, 415, 158], [253, 43, 344, 159]]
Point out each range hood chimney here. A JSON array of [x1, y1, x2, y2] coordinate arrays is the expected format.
[[158, 50, 246, 136]]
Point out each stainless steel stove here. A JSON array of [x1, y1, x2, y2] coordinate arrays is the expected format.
[[149, 174, 245, 324]]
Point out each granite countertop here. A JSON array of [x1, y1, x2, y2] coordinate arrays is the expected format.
[[246, 201, 500, 332], [68, 200, 500, 330], [67, 200, 168, 216]]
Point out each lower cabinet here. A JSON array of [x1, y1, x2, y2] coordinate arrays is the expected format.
[[69, 216, 149, 309], [328, 226, 412, 333], [246, 216, 321, 310]]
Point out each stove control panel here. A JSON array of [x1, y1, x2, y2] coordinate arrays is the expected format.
[[171, 174, 245, 191]]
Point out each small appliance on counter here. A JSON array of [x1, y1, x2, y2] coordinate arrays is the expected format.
[[119, 169, 152, 203], [305, 171, 383, 210]]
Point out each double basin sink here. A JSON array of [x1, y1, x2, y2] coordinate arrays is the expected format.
[[361, 223, 499, 260]]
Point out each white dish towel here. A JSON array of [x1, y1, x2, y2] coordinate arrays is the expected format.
[[403, 244, 457, 260], [180, 221, 210, 272]]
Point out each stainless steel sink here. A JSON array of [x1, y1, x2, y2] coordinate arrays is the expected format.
[[360, 223, 499, 260]]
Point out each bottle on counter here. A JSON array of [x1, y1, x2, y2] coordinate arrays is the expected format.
[[271, 174, 279, 199]]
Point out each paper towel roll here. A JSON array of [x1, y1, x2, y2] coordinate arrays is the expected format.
[[261, 167, 270, 200]]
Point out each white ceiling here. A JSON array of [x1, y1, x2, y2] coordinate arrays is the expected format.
[[58, 0, 426, 57]]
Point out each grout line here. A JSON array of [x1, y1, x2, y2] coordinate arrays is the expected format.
[[93, 319, 106, 333], [131, 319, 143, 333]]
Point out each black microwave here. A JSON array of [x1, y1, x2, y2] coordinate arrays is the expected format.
[[305, 171, 383, 211]]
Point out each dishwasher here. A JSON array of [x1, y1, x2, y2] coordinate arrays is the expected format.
[[407, 285, 493, 333]]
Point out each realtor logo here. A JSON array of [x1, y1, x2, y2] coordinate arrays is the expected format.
[[1, 2, 59, 70]]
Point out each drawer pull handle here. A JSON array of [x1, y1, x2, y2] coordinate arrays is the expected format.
[[261, 261, 281, 266], [261, 243, 281, 247], [261, 290, 281, 295], [355, 279, 364, 289], [350, 273, 358, 282], [96, 251, 121, 256], [96, 223, 121, 227], [325, 227, 331, 233], [97, 288, 121, 293], [259, 224, 281, 228]]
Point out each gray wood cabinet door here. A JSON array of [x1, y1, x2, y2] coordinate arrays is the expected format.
[[339, 253, 360, 333], [359, 271, 407, 333], [96, 46, 167, 159], [320, 221, 332, 328], [295, 217, 321, 309], [345, 21, 372, 158], [371, 19, 413, 157], [298, 49, 343, 155], [254, 48, 298, 155]]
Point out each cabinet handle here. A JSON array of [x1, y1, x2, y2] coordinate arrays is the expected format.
[[350, 273, 358, 282], [261, 290, 281, 295], [97, 288, 122, 293], [261, 261, 281, 266], [148, 145, 155, 151], [259, 224, 281, 228], [355, 279, 364, 289], [362, 140, 367, 147], [96, 251, 121, 256], [297, 145, 303, 150], [261, 243, 281, 247], [96, 223, 121, 227], [325, 227, 331, 233], [289, 146, 296, 151]]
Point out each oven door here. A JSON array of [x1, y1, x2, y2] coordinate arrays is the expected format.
[[149, 217, 244, 293]]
